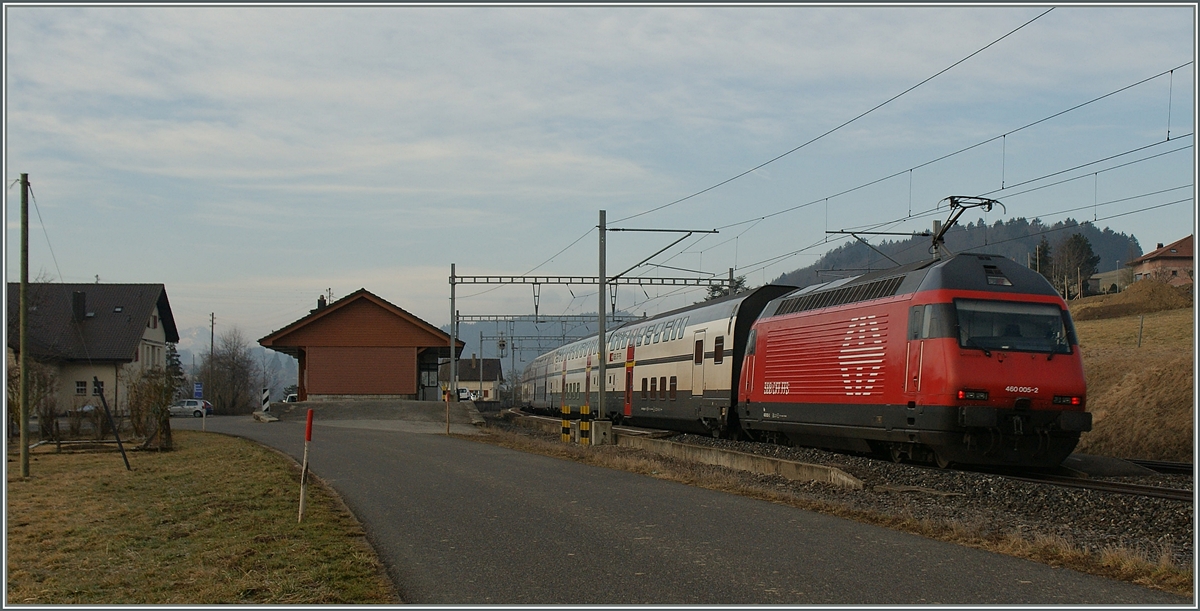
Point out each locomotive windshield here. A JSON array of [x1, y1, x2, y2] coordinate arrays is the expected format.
[[954, 299, 1075, 354]]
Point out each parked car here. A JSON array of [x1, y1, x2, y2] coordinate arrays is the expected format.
[[456, 388, 477, 401], [169, 399, 212, 418], [283, 394, 298, 403]]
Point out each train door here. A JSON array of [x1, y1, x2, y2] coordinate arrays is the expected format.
[[906, 305, 923, 395], [692, 330, 706, 396], [624, 345, 634, 416]]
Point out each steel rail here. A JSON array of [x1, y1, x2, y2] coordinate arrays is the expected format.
[[1003, 473, 1193, 502], [1124, 459, 1195, 475]]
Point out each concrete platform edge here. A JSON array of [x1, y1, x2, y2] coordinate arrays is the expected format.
[[511, 414, 862, 490]]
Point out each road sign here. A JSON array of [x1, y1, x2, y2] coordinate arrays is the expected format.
[[194, 382, 203, 399]]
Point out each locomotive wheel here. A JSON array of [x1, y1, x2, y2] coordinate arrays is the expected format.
[[889, 447, 904, 463], [932, 451, 952, 469]]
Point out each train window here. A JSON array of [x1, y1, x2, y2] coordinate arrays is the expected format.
[[714, 336, 724, 364], [641, 377, 648, 399], [650, 377, 657, 399], [662, 320, 674, 341], [908, 305, 924, 340], [669, 376, 677, 400], [954, 299, 1072, 354], [922, 303, 957, 339], [694, 339, 704, 364], [746, 329, 757, 355]]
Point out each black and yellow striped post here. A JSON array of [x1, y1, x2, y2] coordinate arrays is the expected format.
[[561, 403, 570, 442], [580, 404, 591, 446]]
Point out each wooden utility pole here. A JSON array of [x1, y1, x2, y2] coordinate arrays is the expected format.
[[19, 173, 30, 477]]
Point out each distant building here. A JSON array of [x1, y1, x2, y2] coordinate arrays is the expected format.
[[440, 357, 503, 402], [258, 289, 462, 401], [6, 283, 179, 414], [1129, 235, 1194, 287]]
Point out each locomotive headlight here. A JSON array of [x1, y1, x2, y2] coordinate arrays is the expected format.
[[1053, 395, 1082, 406], [958, 390, 989, 401]]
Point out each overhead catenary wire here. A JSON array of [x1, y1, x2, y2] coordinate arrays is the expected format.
[[712, 64, 1194, 235], [612, 8, 1056, 226]]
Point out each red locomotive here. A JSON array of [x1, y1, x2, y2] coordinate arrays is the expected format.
[[521, 198, 1091, 468]]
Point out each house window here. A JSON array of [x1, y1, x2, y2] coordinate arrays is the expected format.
[[92, 380, 104, 396], [148, 315, 158, 329], [714, 336, 725, 364], [669, 376, 677, 400], [75, 381, 86, 396]]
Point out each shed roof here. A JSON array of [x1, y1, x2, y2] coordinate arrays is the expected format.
[[440, 358, 503, 383], [258, 288, 462, 357], [6, 283, 179, 363]]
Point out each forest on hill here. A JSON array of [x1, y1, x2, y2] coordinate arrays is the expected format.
[[771, 217, 1143, 290]]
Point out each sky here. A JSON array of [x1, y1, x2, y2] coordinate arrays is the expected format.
[[4, 4, 1196, 359]]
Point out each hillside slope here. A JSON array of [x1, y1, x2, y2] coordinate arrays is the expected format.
[[1070, 282, 1194, 462]]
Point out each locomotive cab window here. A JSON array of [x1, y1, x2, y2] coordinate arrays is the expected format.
[[954, 299, 1074, 354]]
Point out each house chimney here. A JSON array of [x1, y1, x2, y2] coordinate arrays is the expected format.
[[317, 295, 327, 310], [72, 291, 86, 322], [1157, 243, 1164, 250]]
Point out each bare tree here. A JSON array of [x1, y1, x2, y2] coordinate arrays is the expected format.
[[199, 327, 261, 415], [128, 367, 176, 450]]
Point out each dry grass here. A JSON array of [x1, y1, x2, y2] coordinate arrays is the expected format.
[[1072, 307, 1194, 461], [6, 430, 398, 605], [458, 425, 1194, 598]]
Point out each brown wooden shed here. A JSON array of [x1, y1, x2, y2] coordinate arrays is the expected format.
[[258, 289, 463, 401]]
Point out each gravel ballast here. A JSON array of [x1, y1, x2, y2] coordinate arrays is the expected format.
[[671, 433, 1194, 569], [487, 413, 1192, 570]]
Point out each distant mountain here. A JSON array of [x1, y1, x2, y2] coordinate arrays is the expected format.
[[772, 217, 1142, 289]]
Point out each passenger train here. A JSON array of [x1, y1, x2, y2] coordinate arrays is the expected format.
[[519, 209, 1091, 469]]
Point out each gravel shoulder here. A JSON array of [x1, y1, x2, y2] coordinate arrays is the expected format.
[[486, 413, 1193, 577], [671, 433, 1193, 569]]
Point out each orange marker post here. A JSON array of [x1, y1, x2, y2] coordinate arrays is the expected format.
[[298, 409, 314, 523]]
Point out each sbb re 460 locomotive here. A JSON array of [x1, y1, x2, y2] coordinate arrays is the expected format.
[[520, 202, 1091, 468]]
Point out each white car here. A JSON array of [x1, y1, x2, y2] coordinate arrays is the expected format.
[[456, 388, 477, 401], [169, 399, 212, 418]]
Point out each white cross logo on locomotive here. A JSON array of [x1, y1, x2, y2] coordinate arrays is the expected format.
[[840, 314, 885, 396]]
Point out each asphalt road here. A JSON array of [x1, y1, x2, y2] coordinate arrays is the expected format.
[[173, 415, 1190, 605]]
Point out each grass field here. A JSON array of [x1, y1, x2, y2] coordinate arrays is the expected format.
[[5, 430, 398, 605], [1072, 307, 1194, 461]]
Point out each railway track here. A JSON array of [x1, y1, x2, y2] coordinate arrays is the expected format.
[[1124, 459, 1195, 475], [1002, 472, 1193, 503]]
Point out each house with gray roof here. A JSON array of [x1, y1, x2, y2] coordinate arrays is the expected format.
[[6, 283, 179, 414]]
